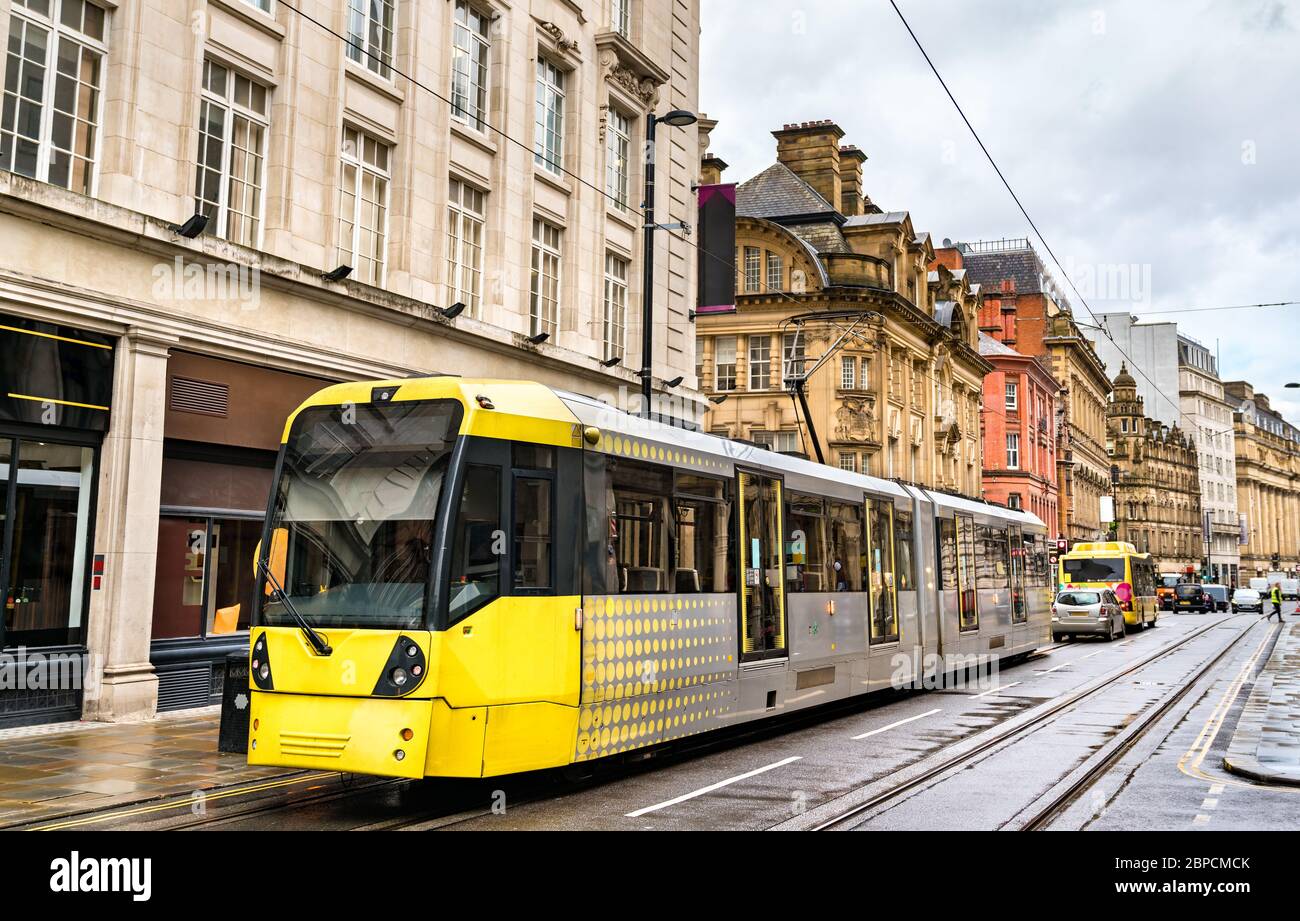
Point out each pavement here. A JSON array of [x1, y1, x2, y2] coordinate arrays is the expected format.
[[1224, 620, 1300, 786], [0, 707, 296, 828]]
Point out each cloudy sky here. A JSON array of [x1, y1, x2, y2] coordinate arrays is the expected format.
[[700, 0, 1300, 418]]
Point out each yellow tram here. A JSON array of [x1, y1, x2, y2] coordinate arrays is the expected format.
[[248, 377, 1052, 779]]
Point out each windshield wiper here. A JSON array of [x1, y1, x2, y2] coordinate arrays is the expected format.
[[259, 559, 333, 657]]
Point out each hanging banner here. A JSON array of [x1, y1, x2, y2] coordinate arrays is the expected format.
[[696, 183, 737, 316]]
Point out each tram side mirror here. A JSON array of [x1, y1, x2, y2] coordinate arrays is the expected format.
[[256, 528, 289, 596]]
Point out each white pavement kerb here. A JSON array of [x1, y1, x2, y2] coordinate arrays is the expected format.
[[1223, 623, 1300, 785]]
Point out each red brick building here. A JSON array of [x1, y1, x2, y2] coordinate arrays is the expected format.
[[934, 238, 1112, 541], [978, 332, 1061, 527]]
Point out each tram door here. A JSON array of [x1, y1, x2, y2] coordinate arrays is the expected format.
[[737, 471, 786, 662]]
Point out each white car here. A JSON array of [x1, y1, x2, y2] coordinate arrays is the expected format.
[[1231, 588, 1262, 613]]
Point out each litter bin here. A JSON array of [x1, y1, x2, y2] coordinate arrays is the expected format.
[[218, 651, 251, 754]]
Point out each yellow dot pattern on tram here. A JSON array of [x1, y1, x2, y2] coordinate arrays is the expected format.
[[599, 433, 726, 473], [576, 595, 738, 762]]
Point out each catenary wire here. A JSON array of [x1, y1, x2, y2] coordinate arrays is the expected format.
[[888, 0, 1244, 444]]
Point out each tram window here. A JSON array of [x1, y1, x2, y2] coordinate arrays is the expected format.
[[828, 501, 865, 592], [583, 452, 617, 596], [938, 518, 957, 590], [513, 477, 553, 591], [610, 459, 673, 594], [1010, 526, 1027, 623], [513, 444, 555, 470], [786, 494, 828, 593], [868, 497, 899, 644], [673, 474, 731, 593], [956, 516, 978, 632], [977, 525, 1011, 593], [895, 510, 915, 592], [448, 464, 501, 622]]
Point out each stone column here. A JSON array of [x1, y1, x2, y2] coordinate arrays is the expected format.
[[83, 328, 176, 722]]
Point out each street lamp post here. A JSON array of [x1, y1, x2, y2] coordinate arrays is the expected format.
[[640, 109, 698, 417]]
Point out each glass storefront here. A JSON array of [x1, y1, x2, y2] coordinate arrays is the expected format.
[[152, 514, 259, 640], [1, 439, 96, 650]]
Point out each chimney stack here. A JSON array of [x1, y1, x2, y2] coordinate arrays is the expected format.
[[772, 120, 845, 212], [838, 145, 867, 216], [700, 153, 728, 187]]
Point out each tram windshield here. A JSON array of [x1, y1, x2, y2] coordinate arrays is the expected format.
[[260, 400, 462, 630]]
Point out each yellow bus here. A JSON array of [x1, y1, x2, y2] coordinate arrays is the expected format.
[[1058, 541, 1158, 630]]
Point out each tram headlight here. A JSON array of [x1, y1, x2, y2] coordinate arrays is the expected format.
[[259, 663, 270, 681], [394, 749, 406, 762], [373, 635, 427, 697]]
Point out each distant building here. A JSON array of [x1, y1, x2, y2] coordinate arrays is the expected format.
[[977, 334, 1060, 527], [1108, 366, 1203, 573], [936, 239, 1110, 540], [696, 121, 988, 495], [1090, 314, 1235, 582], [1224, 381, 1300, 579]]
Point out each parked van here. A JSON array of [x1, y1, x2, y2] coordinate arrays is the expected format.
[[1281, 578, 1300, 601], [1249, 577, 1269, 593]]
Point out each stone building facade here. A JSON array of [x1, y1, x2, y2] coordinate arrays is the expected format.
[[695, 121, 989, 495], [1178, 336, 1240, 585], [977, 333, 1059, 527], [0, 0, 701, 726], [936, 239, 1111, 540], [1090, 314, 1241, 584], [1225, 381, 1300, 579], [1108, 365, 1203, 572]]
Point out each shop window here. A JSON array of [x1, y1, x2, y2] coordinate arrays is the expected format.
[[3, 439, 95, 649], [152, 514, 258, 640]]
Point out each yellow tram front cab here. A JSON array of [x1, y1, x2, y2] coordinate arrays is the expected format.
[[247, 378, 586, 780]]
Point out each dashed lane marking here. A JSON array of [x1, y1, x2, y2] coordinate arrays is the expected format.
[[851, 708, 943, 740], [973, 682, 1021, 699], [624, 756, 803, 818]]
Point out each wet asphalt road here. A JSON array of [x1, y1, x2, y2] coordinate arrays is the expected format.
[[77, 606, 1300, 831]]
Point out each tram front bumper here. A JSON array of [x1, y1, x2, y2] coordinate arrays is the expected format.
[[248, 691, 432, 780]]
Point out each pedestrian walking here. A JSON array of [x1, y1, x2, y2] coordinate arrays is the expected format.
[[1267, 583, 1286, 622]]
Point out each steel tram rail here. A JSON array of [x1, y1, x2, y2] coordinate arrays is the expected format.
[[810, 614, 1262, 831]]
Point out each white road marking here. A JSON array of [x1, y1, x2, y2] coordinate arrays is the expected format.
[[1201, 798, 1219, 810], [1080, 651, 1104, 660], [1194, 814, 1212, 826], [973, 682, 1021, 699], [1037, 662, 1071, 674], [852, 708, 943, 740], [1209, 784, 1225, 796], [624, 756, 803, 818]]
